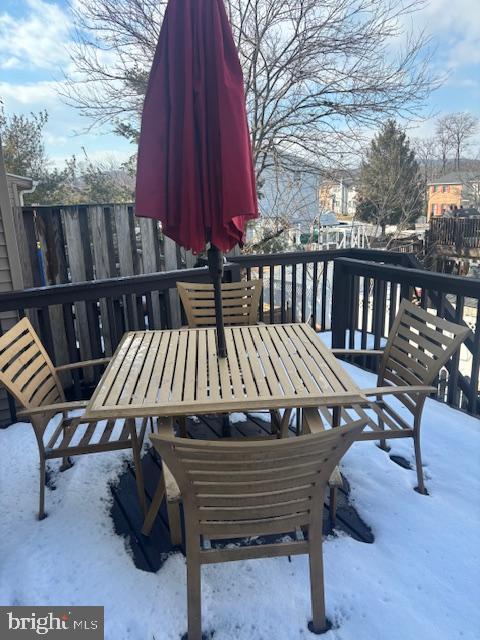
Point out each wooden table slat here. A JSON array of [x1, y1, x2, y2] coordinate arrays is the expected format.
[[85, 324, 365, 419]]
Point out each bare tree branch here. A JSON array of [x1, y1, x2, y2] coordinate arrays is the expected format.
[[62, 0, 438, 186]]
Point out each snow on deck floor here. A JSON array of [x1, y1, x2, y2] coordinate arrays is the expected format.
[[1, 361, 479, 640]]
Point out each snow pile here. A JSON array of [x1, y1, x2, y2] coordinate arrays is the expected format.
[[1, 361, 479, 640]]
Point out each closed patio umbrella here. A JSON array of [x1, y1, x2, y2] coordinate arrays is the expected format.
[[135, 0, 258, 357]]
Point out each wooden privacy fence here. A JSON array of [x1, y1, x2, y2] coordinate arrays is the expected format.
[[427, 217, 480, 256], [18, 204, 202, 290]]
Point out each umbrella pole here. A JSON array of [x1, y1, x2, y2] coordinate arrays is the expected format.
[[207, 244, 227, 358]]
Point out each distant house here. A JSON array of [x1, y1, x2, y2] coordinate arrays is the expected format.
[[427, 172, 480, 220], [258, 153, 321, 224], [319, 170, 358, 217], [6, 172, 35, 208]]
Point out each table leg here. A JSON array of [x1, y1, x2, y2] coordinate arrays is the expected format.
[[332, 406, 341, 429], [142, 416, 182, 543], [279, 408, 292, 438], [142, 473, 166, 536]]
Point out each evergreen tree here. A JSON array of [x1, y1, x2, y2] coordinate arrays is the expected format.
[[356, 120, 423, 234]]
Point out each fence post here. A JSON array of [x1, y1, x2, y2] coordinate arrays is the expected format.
[[331, 259, 348, 349]]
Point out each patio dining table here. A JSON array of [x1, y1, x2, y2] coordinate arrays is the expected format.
[[84, 322, 366, 536]]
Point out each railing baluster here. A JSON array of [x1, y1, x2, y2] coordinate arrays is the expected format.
[[145, 292, 154, 330], [447, 295, 464, 408], [291, 263, 297, 323], [37, 307, 55, 361], [301, 262, 307, 323], [311, 261, 318, 330], [390, 282, 398, 330], [62, 303, 81, 398], [361, 276, 369, 344], [136, 294, 145, 329], [269, 265, 275, 324], [281, 264, 286, 323], [470, 300, 480, 416], [259, 266, 264, 322], [320, 261, 328, 331]]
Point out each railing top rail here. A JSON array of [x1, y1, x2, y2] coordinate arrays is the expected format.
[[335, 258, 480, 298], [230, 247, 411, 267], [24, 202, 136, 210], [0, 265, 217, 312]]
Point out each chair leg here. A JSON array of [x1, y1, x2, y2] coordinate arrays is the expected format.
[[376, 404, 391, 452], [38, 455, 47, 520], [186, 553, 202, 640], [167, 500, 182, 546], [413, 432, 427, 495], [308, 536, 329, 634], [129, 420, 147, 516], [60, 457, 74, 471], [329, 487, 337, 528], [270, 410, 280, 435], [60, 419, 74, 471]]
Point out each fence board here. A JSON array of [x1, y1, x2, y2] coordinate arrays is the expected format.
[[91, 205, 116, 354], [62, 206, 94, 376], [139, 217, 162, 328], [36, 207, 71, 378], [114, 204, 135, 276]]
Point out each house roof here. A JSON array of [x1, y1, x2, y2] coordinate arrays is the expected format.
[[6, 173, 33, 190], [427, 171, 480, 186]]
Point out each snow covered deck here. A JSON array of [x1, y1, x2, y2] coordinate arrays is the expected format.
[[1, 360, 479, 640]]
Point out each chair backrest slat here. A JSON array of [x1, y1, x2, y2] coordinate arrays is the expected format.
[[177, 280, 262, 327], [379, 299, 470, 414], [152, 422, 364, 541], [0, 318, 64, 431]]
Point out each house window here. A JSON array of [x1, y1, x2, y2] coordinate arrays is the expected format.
[[447, 185, 451, 193]]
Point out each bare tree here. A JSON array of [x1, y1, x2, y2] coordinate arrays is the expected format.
[[412, 136, 439, 183], [436, 112, 479, 171], [63, 0, 436, 186]]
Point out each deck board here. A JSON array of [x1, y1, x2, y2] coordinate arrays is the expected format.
[[110, 415, 374, 573]]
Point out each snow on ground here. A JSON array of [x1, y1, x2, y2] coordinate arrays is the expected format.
[[1, 360, 479, 640]]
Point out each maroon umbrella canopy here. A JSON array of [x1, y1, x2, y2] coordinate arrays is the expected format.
[[135, 0, 258, 254]]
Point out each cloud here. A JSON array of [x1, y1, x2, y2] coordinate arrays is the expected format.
[[0, 79, 61, 105], [413, 0, 480, 70], [0, 0, 71, 71]]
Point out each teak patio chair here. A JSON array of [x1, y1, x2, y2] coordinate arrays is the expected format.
[[0, 317, 148, 519], [306, 298, 470, 500], [177, 279, 275, 438], [177, 279, 263, 328], [151, 420, 365, 640]]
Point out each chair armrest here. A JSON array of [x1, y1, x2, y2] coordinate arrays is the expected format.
[[331, 349, 384, 356], [56, 357, 111, 372], [362, 385, 437, 397], [16, 400, 88, 418]]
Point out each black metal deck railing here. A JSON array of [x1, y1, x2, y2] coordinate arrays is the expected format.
[[0, 248, 478, 420]]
